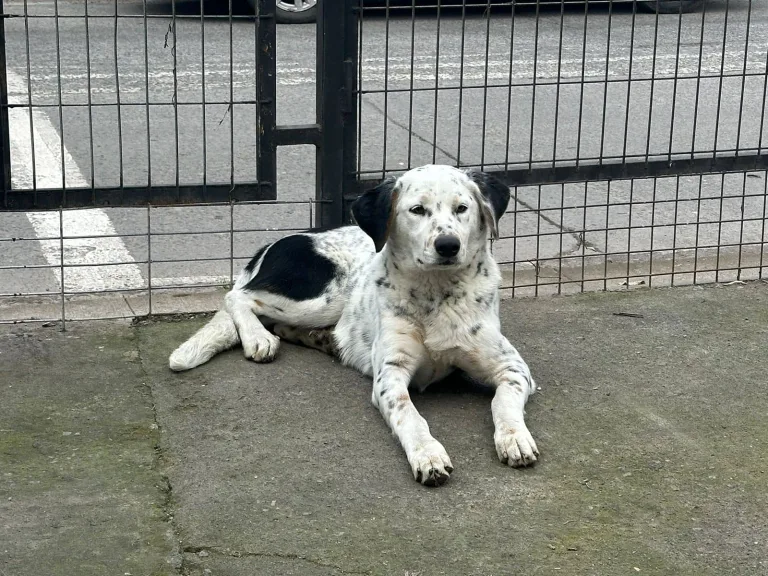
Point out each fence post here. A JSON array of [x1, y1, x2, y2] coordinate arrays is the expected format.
[[0, 0, 12, 206], [256, 0, 277, 200], [316, 0, 357, 228]]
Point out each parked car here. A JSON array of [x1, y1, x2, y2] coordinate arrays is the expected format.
[[260, 1, 704, 25]]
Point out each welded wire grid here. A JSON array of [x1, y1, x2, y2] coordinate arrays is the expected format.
[[2, 0, 768, 327], [0, 0, 321, 325], [0, 198, 325, 326], [355, 0, 768, 296]]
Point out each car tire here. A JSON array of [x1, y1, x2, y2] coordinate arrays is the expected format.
[[248, 0, 318, 24], [638, 0, 705, 13]]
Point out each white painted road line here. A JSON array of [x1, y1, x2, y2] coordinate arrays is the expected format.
[[8, 102, 146, 292], [4, 48, 766, 97], [7, 69, 228, 294]]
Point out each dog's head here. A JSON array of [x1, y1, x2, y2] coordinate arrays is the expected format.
[[352, 165, 509, 271]]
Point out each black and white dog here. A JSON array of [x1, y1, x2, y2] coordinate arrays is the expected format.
[[169, 165, 539, 486]]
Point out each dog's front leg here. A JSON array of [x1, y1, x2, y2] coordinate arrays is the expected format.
[[372, 322, 454, 486], [458, 331, 540, 467]]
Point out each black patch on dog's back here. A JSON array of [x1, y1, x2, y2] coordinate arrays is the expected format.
[[243, 234, 336, 301]]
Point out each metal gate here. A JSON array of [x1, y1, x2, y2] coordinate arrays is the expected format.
[[1, 0, 766, 324], [348, 0, 768, 295], [0, 0, 356, 228]]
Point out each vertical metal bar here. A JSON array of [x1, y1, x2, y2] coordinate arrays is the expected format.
[[478, 0, 492, 170], [579, 179, 588, 292], [620, 1, 638, 167], [713, 0, 732, 283], [645, 6, 661, 287], [693, 172, 703, 284], [171, 0, 180, 199], [342, 0, 359, 220], [648, 177, 658, 286], [690, 0, 708, 159], [431, 0, 442, 165], [147, 204, 152, 315], [574, 0, 588, 168], [257, 0, 276, 200], [733, 0, 752, 158], [0, 0, 13, 202], [455, 0, 468, 167], [735, 2, 753, 279], [228, 0, 234, 192], [86, 0, 96, 197], [597, 0, 614, 167], [22, 0, 38, 203], [715, 173, 726, 282], [53, 0, 65, 197], [625, 179, 635, 286], [380, 0, 391, 177], [557, 181, 564, 295], [406, 0, 416, 169], [550, 0, 565, 170], [691, 0, 708, 285], [356, 0, 364, 177], [737, 172, 746, 279], [229, 201, 235, 285], [502, 0, 517, 173], [643, 4, 660, 164], [200, 0, 207, 197], [143, 0, 151, 189], [317, 0, 354, 227], [113, 0, 124, 193], [666, 1, 684, 163], [59, 209, 66, 330], [603, 180, 612, 291], [510, 185, 517, 296], [228, 0, 235, 284], [526, 0, 540, 172], [711, 0, 731, 160], [760, 170, 767, 276], [670, 175, 680, 286]]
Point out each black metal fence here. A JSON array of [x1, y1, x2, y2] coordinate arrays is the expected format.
[[0, 0, 766, 324]]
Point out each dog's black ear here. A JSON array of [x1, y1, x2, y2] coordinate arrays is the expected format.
[[351, 176, 399, 252], [465, 170, 511, 239]]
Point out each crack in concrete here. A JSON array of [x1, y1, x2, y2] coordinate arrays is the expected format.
[[133, 327, 185, 574], [362, 99, 458, 165], [511, 193, 604, 256], [183, 545, 372, 575]]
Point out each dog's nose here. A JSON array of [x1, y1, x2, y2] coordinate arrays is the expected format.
[[434, 234, 461, 258]]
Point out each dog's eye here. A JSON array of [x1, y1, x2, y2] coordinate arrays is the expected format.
[[409, 205, 426, 216], [456, 204, 468, 214]]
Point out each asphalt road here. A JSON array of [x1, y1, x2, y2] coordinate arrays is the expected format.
[[1, 0, 766, 305]]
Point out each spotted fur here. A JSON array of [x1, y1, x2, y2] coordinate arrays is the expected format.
[[169, 165, 540, 486]]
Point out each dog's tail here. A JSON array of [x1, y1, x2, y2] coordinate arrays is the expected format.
[[169, 310, 240, 372]]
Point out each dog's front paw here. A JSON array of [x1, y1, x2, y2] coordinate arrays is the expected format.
[[242, 332, 280, 363], [495, 426, 539, 467], [408, 440, 454, 487]]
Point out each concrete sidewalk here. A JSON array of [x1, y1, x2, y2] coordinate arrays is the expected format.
[[2, 283, 767, 576]]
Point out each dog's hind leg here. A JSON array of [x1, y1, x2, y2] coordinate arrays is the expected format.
[[224, 288, 281, 363], [272, 324, 337, 356]]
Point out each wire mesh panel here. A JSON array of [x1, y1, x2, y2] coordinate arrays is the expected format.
[[1, 0, 767, 326], [0, 0, 285, 209], [0, 0, 330, 326], [353, 0, 768, 295]]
